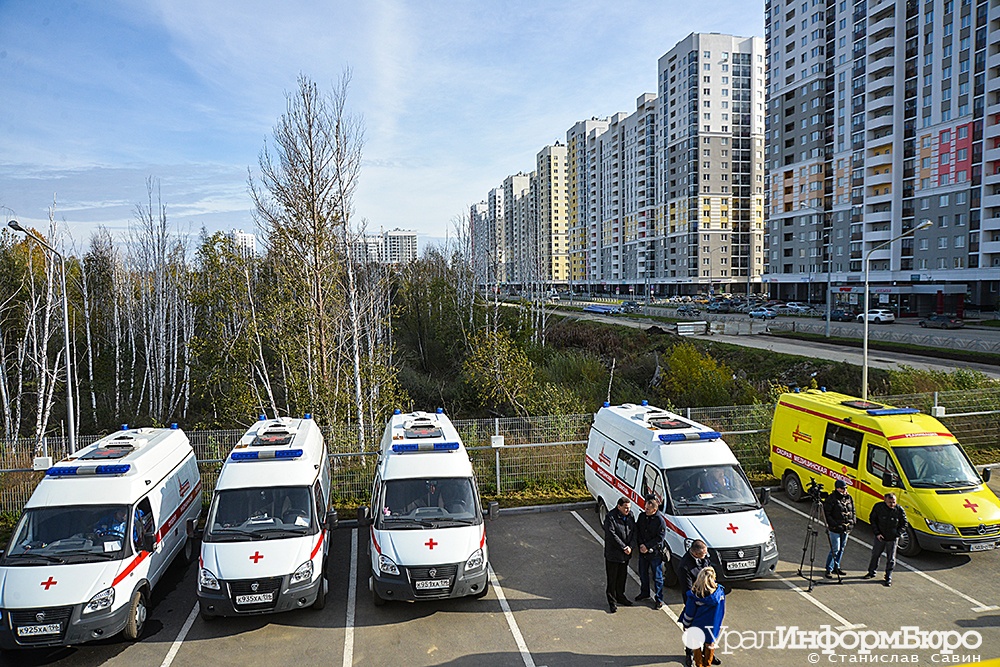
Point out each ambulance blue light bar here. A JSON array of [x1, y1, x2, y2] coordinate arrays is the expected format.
[[46, 464, 132, 477], [867, 407, 920, 416], [230, 448, 304, 461], [391, 442, 461, 453], [658, 431, 721, 442]]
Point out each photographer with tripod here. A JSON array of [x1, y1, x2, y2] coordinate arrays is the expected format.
[[822, 480, 855, 578]]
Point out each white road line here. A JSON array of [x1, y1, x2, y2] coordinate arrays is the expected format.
[[771, 574, 863, 630], [570, 510, 681, 625], [488, 564, 536, 667], [159, 602, 199, 667], [771, 497, 999, 612], [343, 528, 358, 667]]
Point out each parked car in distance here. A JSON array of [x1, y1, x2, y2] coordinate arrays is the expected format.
[[676, 304, 701, 316], [707, 301, 730, 313], [919, 313, 965, 329], [829, 309, 858, 322], [748, 307, 778, 319], [857, 308, 896, 323]]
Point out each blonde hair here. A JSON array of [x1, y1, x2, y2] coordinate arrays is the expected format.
[[692, 566, 718, 598]]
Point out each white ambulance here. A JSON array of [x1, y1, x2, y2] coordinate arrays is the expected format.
[[197, 415, 335, 618], [585, 402, 778, 582], [0, 425, 201, 649], [362, 409, 497, 606]]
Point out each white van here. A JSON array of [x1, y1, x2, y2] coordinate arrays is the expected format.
[[585, 402, 778, 582], [0, 426, 201, 649], [197, 415, 335, 618], [362, 409, 497, 606]]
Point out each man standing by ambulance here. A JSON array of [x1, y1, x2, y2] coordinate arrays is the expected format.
[[603, 497, 636, 613], [634, 494, 667, 609], [865, 493, 907, 587], [823, 479, 855, 578]]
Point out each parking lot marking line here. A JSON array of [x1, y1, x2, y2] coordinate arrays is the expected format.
[[344, 528, 358, 667], [570, 510, 682, 626], [159, 602, 199, 667], [771, 497, 1000, 612], [771, 574, 864, 630], [488, 564, 537, 667]]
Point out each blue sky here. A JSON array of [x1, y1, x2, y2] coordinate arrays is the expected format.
[[0, 1, 763, 248]]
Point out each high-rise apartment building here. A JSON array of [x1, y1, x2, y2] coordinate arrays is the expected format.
[[230, 229, 256, 257], [383, 229, 418, 264], [657, 33, 767, 295], [764, 0, 1000, 310], [503, 172, 532, 283], [536, 143, 570, 283], [567, 118, 611, 283], [470, 201, 490, 285]]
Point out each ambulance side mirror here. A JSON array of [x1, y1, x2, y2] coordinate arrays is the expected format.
[[756, 487, 771, 506], [141, 532, 156, 553], [326, 509, 339, 530], [185, 518, 199, 539], [982, 468, 992, 483], [485, 501, 499, 521], [882, 472, 903, 489], [357, 506, 372, 528]]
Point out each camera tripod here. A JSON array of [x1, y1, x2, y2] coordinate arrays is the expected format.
[[797, 490, 841, 591]]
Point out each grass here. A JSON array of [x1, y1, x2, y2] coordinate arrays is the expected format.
[[979, 320, 1000, 328], [769, 330, 1000, 366]]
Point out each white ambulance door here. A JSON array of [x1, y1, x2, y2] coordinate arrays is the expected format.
[[640, 463, 666, 508], [613, 449, 640, 512], [133, 496, 162, 585]]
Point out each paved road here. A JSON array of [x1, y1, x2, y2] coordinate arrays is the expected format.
[[8, 479, 999, 666], [557, 309, 1000, 379]]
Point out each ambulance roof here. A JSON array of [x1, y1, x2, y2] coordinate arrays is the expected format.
[[215, 416, 326, 491], [378, 411, 473, 480], [593, 403, 738, 469], [27, 427, 194, 508], [777, 389, 957, 445]]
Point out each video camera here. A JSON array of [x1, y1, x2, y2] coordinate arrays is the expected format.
[[806, 478, 828, 502]]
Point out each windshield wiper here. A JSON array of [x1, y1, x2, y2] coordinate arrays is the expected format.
[[714, 500, 760, 510], [939, 480, 978, 487], [4, 553, 64, 564], [259, 528, 309, 538], [673, 502, 728, 514], [59, 550, 119, 560], [432, 518, 477, 526], [211, 528, 267, 540], [382, 517, 437, 528]]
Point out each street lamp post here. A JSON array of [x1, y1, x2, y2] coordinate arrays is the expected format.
[[824, 233, 833, 338], [8, 220, 77, 453], [861, 219, 934, 400]]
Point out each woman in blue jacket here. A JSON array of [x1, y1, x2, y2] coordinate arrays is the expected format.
[[680, 567, 726, 667]]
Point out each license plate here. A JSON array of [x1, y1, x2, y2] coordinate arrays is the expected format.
[[17, 623, 61, 637], [970, 542, 997, 552], [414, 578, 450, 590], [726, 558, 757, 570], [235, 593, 274, 604]]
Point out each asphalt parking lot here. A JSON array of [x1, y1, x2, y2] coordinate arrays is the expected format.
[[4, 481, 999, 667]]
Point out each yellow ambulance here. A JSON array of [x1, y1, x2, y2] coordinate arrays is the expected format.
[[769, 388, 1000, 556]]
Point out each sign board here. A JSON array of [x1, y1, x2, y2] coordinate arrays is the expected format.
[[879, 294, 889, 304]]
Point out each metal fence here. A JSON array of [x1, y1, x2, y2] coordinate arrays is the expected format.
[[1, 388, 998, 513]]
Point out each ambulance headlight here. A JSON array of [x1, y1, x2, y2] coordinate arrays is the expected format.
[[925, 519, 957, 535], [764, 531, 777, 552], [378, 554, 399, 575], [199, 568, 220, 591], [465, 548, 484, 571], [83, 587, 114, 614], [291, 560, 314, 584]]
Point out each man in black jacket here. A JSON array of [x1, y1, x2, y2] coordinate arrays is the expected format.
[[603, 497, 636, 612], [823, 479, 856, 577], [864, 493, 907, 587], [677, 540, 721, 666], [634, 495, 667, 609]]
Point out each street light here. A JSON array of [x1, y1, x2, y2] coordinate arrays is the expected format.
[[861, 218, 934, 400], [8, 220, 77, 453]]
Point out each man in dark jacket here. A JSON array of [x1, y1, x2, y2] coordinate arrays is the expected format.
[[678, 540, 721, 666], [864, 493, 907, 587], [603, 497, 636, 612], [822, 479, 856, 577], [635, 495, 667, 609]]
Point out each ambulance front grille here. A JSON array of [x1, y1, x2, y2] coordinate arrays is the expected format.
[[406, 564, 458, 598], [228, 576, 283, 612], [958, 524, 1000, 537], [9, 606, 73, 645]]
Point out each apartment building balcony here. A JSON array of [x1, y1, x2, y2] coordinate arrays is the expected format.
[[982, 214, 1000, 232], [986, 122, 1000, 141], [988, 51, 1000, 72], [869, 32, 895, 52], [867, 170, 894, 188], [866, 228, 893, 244], [865, 208, 893, 223], [867, 94, 895, 115], [985, 146, 1000, 164], [981, 240, 1000, 255], [869, 46, 895, 66], [868, 111, 895, 133], [984, 192, 1000, 209], [867, 149, 893, 167], [985, 170, 1000, 187], [868, 13, 895, 35]]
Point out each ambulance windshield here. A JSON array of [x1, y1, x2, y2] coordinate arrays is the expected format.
[[206, 486, 314, 541], [893, 444, 981, 489], [378, 478, 479, 527], [665, 465, 759, 514], [4, 504, 132, 564]]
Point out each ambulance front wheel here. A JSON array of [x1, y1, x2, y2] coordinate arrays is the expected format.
[[597, 499, 608, 525], [896, 525, 921, 557], [123, 588, 148, 641], [473, 580, 490, 599], [312, 577, 327, 610], [783, 472, 805, 502]]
